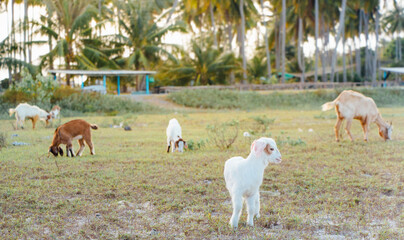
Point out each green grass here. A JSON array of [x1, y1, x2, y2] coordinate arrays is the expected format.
[[169, 88, 404, 110], [0, 108, 403, 239]]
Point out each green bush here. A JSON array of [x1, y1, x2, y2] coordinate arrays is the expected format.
[[57, 92, 155, 115]]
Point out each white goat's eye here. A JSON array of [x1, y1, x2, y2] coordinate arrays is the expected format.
[[270, 148, 274, 151]]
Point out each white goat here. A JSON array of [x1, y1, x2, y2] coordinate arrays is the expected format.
[[322, 90, 392, 142], [9, 103, 51, 129], [49, 105, 61, 120], [224, 137, 282, 228], [166, 118, 187, 153]]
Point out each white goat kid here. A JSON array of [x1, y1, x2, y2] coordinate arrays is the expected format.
[[166, 118, 187, 153], [224, 137, 282, 228]]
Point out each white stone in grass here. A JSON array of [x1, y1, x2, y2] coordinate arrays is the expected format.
[[243, 132, 251, 137], [308, 128, 314, 132]]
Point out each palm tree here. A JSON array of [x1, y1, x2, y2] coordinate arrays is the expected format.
[[41, 0, 98, 85], [239, 0, 247, 83], [156, 40, 236, 86], [115, 0, 185, 89], [259, 0, 271, 80], [382, 0, 404, 62], [330, 0, 347, 82], [281, 0, 286, 83], [314, 0, 319, 82]]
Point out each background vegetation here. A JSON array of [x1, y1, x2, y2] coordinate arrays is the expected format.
[[0, 0, 403, 89], [169, 88, 404, 110]]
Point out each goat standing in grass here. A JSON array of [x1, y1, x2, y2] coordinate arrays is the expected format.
[[224, 137, 282, 228], [322, 90, 392, 142], [49, 119, 98, 157], [9, 103, 51, 129], [166, 118, 187, 153]]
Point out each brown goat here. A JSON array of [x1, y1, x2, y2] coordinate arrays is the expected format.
[[49, 119, 98, 157], [322, 90, 392, 142]]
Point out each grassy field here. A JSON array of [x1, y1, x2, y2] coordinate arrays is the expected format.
[[0, 107, 403, 239]]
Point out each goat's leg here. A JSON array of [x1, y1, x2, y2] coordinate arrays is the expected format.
[[361, 121, 369, 142], [254, 191, 260, 218], [171, 141, 175, 153], [66, 140, 74, 157], [85, 138, 95, 155], [334, 118, 343, 142], [246, 195, 257, 226], [345, 119, 354, 141], [32, 115, 39, 129], [230, 194, 243, 228], [76, 139, 85, 156], [20, 117, 25, 129], [167, 138, 171, 153]]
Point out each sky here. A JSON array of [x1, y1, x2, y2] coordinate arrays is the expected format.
[[0, 1, 395, 81]]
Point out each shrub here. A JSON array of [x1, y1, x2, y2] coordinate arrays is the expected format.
[[186, 139, 207, 151], [1, 89, 32, 104], [57, 92, 155, 114], [169, 88, 404, 110], [250, 115, 275, 133], [12, 68, 59, 105], [0, 133, 6, 150], [206, 120, 239, 150]]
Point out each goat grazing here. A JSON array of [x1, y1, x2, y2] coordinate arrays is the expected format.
[[322, 90, 392, 142], [50, 105, 61, 120], [224, 137, 282, 228], [166, 118, 187, 153], [49, 119, 98, 157], [9, 103, 51, 129]]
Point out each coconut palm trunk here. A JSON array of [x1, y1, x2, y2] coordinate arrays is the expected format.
[[239, 0, 247, 84], [356, 10, 362, 77], [297, 18, 305, 84], [23, 0, 28, 63], [226, 13, 235, 84], [314, 0, 319, 82], [281, 0, 286, 83], [330, 0, 347, 82], [209, 2, 218, 47], [343, 36, 346, 82], [372, 10, 380, 86], [260, 0, 271, 80]]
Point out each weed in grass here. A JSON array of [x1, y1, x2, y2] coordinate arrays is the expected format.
[[0, 132, 6, 149], [275, 136, 306, 147], [187, 139, 207, 150], [206, 120, 239, 149], [250, 115, 275, 133]]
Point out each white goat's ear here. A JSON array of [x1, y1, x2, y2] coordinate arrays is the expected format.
[[252, 140, 266, 157]]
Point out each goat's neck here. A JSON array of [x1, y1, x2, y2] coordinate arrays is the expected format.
[[375, 114, 388, 130], [246, 153, 269, 170]]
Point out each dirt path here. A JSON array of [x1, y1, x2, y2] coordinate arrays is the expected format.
[[121, 94, 194, 111]]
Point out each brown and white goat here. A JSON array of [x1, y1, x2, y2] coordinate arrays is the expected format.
[[9, 103, 52, 129], [322, 90, 392, 142], [49, 119, 98, 157], [50, 105, 61, 120]]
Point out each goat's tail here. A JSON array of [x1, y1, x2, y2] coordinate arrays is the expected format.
[[90, 124, 98, 130], [321, 101, 336, 111], [8, 108, 15, 117]]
